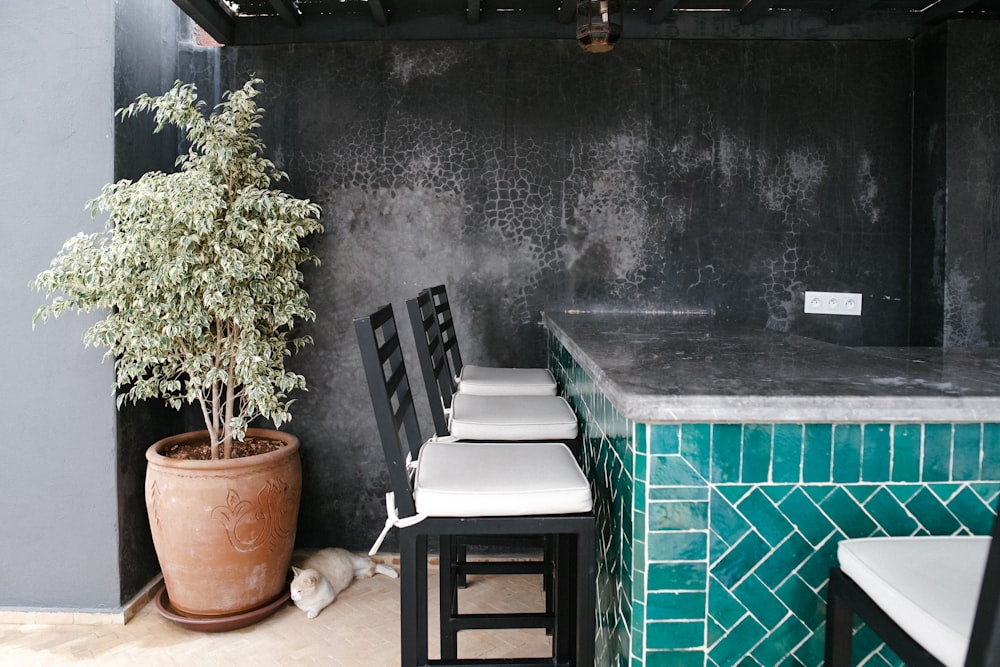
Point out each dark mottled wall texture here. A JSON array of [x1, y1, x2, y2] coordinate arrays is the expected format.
[[943, 22, 1000, 346], [203, 38, 931, 549]]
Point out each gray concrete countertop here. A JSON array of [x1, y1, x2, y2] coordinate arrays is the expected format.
[[543, 311, 1000, 423]]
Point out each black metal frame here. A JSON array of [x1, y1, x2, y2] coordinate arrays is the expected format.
[[825, 508, 1000, 666], [424, 285, 464, 411], [407, 289, 578, 453], [355, 303, 596, 666], [406, 289, 564, 593]]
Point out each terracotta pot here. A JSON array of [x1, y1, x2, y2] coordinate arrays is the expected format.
[[145, 428, 301, 617]]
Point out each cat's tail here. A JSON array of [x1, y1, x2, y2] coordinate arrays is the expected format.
[[375, 564, 398, 579]]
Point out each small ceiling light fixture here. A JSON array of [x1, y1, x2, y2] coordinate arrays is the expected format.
[[576, 0, 623, 53]]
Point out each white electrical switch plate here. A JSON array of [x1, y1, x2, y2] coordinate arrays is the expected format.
[[803, 291, 863, 316]]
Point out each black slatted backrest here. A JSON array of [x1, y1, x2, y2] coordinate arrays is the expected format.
[[965, 508, 1000, 666], [406, 291, 454, 436], [427, 284, 464, 388], [353, 304, 421, 518]]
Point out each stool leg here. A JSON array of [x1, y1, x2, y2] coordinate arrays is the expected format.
[[399, 528, 421, 667], [825, 571, 854, 666], [439, 535, 459, 659], [552, 533, 575, 661], [576, 521, 596, 666], [457, 540, 469, 588]]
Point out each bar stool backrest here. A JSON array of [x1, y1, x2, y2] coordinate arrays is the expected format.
[[407, 290, 456, 437], [353, 303, 421, 519], [427, 284, 464, 392]]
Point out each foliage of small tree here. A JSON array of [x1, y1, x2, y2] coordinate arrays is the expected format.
[[32, 77, 323, 460]]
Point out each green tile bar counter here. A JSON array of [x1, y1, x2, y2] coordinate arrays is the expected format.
[[543, 311, 1000, 667]]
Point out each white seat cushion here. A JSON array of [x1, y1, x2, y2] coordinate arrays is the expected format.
[[413, 441, 593, 517], [449, 393, 579, 441], [838, 535, 991, 667], [458, 365, 557, 396]]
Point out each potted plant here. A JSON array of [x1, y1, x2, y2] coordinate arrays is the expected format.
[[32, 77, 323, 623]]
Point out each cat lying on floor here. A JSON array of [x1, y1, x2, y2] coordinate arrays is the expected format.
[[290, 548, 398, 619]]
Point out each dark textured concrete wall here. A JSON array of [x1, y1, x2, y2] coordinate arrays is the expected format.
[[944, 22, 1000, 346], [209, 39, 915, 549], [911, 27, 948, 346]]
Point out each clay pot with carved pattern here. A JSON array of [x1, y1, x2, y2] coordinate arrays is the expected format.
[[145, 428, 301, 618]]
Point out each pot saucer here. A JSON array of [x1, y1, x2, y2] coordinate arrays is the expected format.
[[154, 584, 291, 632]]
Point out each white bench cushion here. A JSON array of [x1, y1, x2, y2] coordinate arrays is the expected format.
[[458, 365, 558, 396], [413, 441, 593, 517], [449, 393, 579, 441], [838, 535, 991, 667]]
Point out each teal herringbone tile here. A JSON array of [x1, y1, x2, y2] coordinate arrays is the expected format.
[[709, 615, 767, 666], [710, 489, 751, 546], [946, 485, 996, 534], [778, 488, 836, 547], [751, 615, 810, 667], [712, 531, 769, 589], [906, 486, 962, 534], [818, 487, 878, 538], [709, 575, 749, 629], [732, 573, 788, 627], [755, 531, 813, 589], [852, 486, 918, 535], [736, 487, 795, 547]]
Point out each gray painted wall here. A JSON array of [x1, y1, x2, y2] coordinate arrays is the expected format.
[[0, 0, 120, 609]]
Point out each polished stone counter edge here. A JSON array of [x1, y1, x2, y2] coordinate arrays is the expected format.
[[543, 312, 1000, 424]]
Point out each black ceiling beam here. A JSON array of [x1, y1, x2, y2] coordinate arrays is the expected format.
[[172, 0, 235, 43], [369, 0, 390, 26], [738, 0, 777, 24], [266, 0, 301, 27], [650, 0, 682, 23], [468, 0, 481, 24], [174, 8, 921, 44], [921, 0, 979, 23], [830, 0, 878, 25]]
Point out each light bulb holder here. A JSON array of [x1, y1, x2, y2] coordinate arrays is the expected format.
[[576, 0, 623, 53]]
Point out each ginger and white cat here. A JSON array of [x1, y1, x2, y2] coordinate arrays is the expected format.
[[290, 548, 397, 619]]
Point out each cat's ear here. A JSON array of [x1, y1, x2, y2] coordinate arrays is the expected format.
[[291, 566, 302, 576]]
